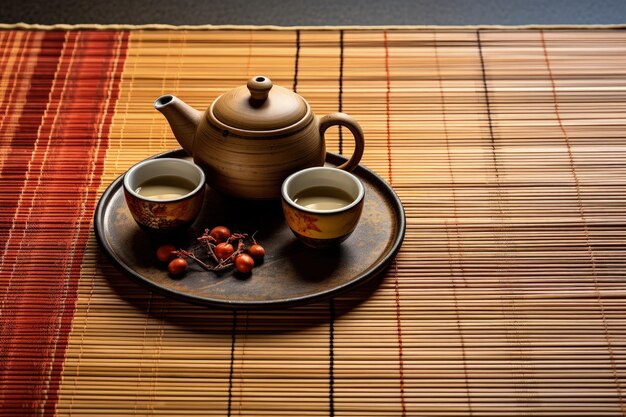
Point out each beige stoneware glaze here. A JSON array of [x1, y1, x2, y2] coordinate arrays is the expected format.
[[155, 76, 365, 200]]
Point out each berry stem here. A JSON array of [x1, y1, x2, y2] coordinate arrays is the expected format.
[[177, 249, 233, 272]]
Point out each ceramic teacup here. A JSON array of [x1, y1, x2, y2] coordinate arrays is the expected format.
[[123, 158, 206, 234], [281, 167, 365, 248]]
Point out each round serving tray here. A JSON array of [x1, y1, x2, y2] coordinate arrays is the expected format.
[[94, 150, 405, 309]]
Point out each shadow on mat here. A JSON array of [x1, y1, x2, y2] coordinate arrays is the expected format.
[[97, 249, 388, 334]]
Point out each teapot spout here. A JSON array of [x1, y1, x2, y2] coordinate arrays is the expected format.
[[154, 95, 203, 156]]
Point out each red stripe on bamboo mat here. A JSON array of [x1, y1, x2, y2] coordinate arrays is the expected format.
[[0, 30, 128, 414], [384, 30, 407, 417], [0, 31, 59, 231], [0, 31, 23, 127]]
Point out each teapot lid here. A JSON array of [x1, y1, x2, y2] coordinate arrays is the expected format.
[[211, 76, 308, 132]]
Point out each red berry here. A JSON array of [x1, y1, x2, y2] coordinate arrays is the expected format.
[[209, 226, 231, 243], [248, 243, 265, 260], [168, 258, 188, 275], [235, 253, 254, 273], [214, 242, 234, 261], [156, 244, 178, 263]]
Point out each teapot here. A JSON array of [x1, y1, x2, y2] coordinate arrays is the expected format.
[[154, 76, 364, 200]]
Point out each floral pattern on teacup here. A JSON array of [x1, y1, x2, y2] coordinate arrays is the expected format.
[[124, 190, 203, 232], [284, 209, 322, 234]]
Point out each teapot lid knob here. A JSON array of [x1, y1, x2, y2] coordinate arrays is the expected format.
[[247, 76, 273, 103]]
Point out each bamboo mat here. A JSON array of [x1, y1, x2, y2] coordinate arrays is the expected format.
[[0, 26, 625, 416]]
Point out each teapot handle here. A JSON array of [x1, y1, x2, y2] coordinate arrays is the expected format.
[[319, 113, 365, 172]]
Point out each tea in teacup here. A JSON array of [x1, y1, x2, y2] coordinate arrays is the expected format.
[[123, 158, 206, 234], [281, 167, 364, 248], [135, 175, 197, 200], [293, 186, 354, 211]]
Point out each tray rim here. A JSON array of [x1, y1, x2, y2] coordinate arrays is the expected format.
[[94, 149, 406, 309]]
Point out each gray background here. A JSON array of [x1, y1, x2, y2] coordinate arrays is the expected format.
[[2, 0, 626, 25]]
